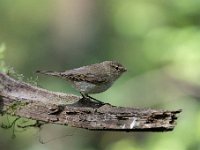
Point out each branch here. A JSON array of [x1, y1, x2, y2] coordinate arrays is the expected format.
[[0, 72, 181, 131]]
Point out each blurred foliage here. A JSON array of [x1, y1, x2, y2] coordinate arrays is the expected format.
[[1, 0, 200, 150], [0, 43, 7, 72]]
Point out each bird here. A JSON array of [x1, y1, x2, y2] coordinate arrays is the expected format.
[[36, 61, 127, 103]]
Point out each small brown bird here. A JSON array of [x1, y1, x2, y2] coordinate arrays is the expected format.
[[36, 61, 127, 103]]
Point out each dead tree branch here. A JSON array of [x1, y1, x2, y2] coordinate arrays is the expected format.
[[0, 72, 181, 131]]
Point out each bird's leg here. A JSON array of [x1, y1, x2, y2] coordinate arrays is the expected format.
[[85, 94, 105, 104], [80, 92, 88, 99], [80, 92, 105, 104]]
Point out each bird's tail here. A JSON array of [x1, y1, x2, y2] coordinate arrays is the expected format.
[[36, 70, 61, 77]]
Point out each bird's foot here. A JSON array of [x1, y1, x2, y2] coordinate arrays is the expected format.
[[80, 93, 108, 105], [85, 95, 104, 103]]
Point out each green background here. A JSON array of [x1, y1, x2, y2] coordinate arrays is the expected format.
[[1, 0, 200, 149]]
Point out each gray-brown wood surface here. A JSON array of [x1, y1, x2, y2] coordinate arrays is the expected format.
[[0, 73, 181, 131]]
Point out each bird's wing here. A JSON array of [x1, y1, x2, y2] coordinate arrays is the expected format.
[[61, 72, 110, 84]]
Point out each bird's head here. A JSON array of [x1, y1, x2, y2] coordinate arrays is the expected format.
[[103, 61, 127, 76]]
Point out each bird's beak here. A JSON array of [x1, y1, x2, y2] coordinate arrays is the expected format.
[[123, 67, 127, 72]]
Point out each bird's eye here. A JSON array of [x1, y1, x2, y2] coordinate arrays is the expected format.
[[115, 66, 119, 70], [111, 63, 122, 71]]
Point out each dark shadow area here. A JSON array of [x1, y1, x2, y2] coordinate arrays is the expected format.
[[0, 96, 4, 115], [67, 97, 108, 108]]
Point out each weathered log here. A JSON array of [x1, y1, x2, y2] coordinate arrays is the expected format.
[[0, 73, 181, 131]]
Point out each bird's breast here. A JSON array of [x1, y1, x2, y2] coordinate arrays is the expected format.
[[73, 81, 113, 94]]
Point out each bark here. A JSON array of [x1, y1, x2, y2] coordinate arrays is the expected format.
[[0, 73, 181, 131]]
